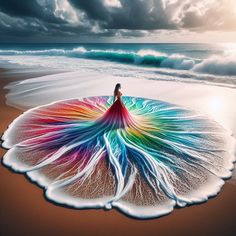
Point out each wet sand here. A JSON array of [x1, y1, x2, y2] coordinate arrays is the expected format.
[[0, 69, 236, 236]]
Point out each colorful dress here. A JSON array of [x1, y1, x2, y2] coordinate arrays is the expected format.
[[2, 95, 235, 219]]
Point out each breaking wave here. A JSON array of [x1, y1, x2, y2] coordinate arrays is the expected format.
[[1, 47, 236, 76]]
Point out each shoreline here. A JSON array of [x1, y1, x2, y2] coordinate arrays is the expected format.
[[1, 66, 236, 236]]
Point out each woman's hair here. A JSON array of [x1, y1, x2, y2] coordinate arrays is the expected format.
[[114, 83, 121, 96]]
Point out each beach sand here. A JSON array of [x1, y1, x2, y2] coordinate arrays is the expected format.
[[1, 69, 236, 236]]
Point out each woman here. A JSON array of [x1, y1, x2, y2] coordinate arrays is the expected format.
[[99, 83, 133, 128], [113, 83, 122, 104]]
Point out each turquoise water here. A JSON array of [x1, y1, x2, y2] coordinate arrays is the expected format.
[[0, 43, 226, 58], [0, 43, 236, 86]]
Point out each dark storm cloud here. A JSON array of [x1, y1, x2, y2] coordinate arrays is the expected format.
[[69, 0, 108, 21], [0, 0, 176, 42], [69, 0, 175, 30], [0, 0, 235, 42], [0, 0, 41, 17], [182, 11, 205, 28], [0, 0, 65, 24]]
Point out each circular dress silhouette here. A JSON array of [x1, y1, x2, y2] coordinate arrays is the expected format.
[[2, 84, 235, 219]]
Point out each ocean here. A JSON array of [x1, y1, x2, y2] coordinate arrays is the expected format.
[[0, 43, 236, 88]]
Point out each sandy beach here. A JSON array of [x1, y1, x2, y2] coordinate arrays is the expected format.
[[1, 67, 236, 236]]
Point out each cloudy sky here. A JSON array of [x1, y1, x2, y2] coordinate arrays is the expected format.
[[0, 0, 235, 43]]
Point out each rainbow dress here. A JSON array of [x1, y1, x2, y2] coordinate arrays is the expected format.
[[2, 95, 235, 219]]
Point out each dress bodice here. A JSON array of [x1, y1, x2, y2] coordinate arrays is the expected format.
[[116, 90, 122, 99], [98, 92, 134, 129]]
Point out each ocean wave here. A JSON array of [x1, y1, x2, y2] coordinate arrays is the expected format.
[[192, 55, 236, 76], [0, 47, 198, 69], [0, 47, 236, 76]]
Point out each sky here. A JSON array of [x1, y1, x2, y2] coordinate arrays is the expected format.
[[0, 0, 235, 43]]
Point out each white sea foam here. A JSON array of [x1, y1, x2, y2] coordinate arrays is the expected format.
[[193, 55, 236, 76], [4, 70, 236, 134], [1, 47, 236, 77], [1, 55, 236, 88]]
